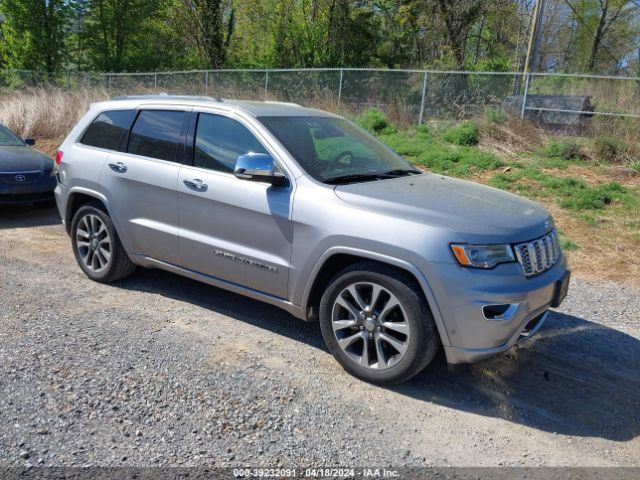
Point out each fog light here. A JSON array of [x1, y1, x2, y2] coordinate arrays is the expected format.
[[483, 304, 518, 320]]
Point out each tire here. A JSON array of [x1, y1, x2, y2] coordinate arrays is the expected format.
[[70, 202, 136, 283], [319, 261, 440, 385]]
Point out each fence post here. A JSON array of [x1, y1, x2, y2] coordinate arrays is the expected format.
[[204, 71, 209, 94], [418, 72, 428, 125], [107, 74, 112, 93], [66, 68, 71, 90], [521, 73, 531, 120], [337, 68, 344, 106], [264, 71, 269, 99], [154, 73, 158, 92]]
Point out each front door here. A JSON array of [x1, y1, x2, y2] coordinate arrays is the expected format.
[[177, 112, 293, 299]]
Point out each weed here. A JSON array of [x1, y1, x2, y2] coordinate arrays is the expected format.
[[442, 122, 479, 146], [356, 109, 396, 134], [484, 107, 507, 124], [545, 139, 583, 160], [560, 238, 579, 251], [594, 137, 623, 163]]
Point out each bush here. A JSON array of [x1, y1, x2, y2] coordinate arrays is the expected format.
[[355, 109, 395, 134], [594, 137, 623, 163], [545, 139, 582, 160], [484, 107, 507, 124], [442, 122, 479, 146]]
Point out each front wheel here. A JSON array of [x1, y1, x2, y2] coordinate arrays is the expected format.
[[319, 262, 440, 385], [70, 202, 136, 283]]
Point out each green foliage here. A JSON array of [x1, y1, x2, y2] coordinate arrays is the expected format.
[[594, 137, 623, 163], [484, 107, 507, 125], [632, 162, 640, 173], [490, 165, 636, 212], [545, 139, 583, 161], [0, 0, 69, 74], [442, 122, 479, 146], [560, 239, 579, 251], [356, 109, 396, 134], [377, 127, 502, 178]]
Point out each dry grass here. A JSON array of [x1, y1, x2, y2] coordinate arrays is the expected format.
[[478, 115, 549, 159], [0, 87, 108, 138]]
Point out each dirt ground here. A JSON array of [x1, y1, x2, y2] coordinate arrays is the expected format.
[[0, 205, 638, 468]]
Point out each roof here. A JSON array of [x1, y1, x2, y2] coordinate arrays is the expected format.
[[98, 95, 337, 118]]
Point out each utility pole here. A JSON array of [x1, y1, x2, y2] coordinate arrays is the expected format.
[[521, 0, 546, 119], [523, 0, 546, 75]]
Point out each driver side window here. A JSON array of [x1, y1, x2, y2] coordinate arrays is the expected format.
[[194, 113, 268, 173]]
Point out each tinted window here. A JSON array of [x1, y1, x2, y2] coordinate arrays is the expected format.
[[81, 110, 136, 151], [194, 114, 267, 173], [128, 110, 186, 161]]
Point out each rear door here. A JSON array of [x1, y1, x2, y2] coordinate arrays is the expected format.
[[177, 111, 293, 299], [100, 107, 189, 264]]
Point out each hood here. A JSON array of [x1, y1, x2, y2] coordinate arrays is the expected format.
[[0, 146, 54, 173], [333, 173, 552, 244]]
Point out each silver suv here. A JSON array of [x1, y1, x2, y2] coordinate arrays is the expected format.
[[55, 96, 570, 384]]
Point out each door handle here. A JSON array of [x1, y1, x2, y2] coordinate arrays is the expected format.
[[108, 162, 127, 173], [183, 178, 208, 191]]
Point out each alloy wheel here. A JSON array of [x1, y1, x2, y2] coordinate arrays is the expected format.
[[75, 214, 112, 273], [331, 282, 411, 370]]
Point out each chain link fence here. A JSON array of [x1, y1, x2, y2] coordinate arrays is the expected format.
[[2, 68, 640, 150]]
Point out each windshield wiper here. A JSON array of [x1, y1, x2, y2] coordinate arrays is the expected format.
[[380, 168, 422, 176], [323, 168, 422, 185], [323, 173, 385, 185]]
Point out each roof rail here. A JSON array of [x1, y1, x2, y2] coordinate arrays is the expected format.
[[262, 100, 302, 107], [110, 93, 224, 102]]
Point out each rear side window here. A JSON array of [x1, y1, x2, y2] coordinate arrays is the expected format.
[[80, 110, 136, 151], [128, 110, 186, 162]]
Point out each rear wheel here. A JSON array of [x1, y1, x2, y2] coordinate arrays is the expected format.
[[319, 262, 440, 385], [70, 202, 136, 283]]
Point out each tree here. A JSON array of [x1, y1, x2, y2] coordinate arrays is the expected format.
[[84, 0, 166, 72], [436, 0, 486, 69], [174, 0, 232, 68], [0, 0, 69, 76]]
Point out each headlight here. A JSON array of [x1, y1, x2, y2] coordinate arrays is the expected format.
[[450, 243, 515, 269]]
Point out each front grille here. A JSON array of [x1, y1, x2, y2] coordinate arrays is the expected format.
[[0, 171, 42, 185], [514, 229, 561, 277]]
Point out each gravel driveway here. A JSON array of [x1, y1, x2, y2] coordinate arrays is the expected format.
[[0, 205, 639, 469]]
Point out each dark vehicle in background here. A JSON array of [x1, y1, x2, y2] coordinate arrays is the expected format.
[[0, 124, 56, 205]]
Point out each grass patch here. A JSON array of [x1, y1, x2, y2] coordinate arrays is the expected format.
[[632, 162, 640, 173], [378, 126, 502, 177], [544, 139, 583, 161], [580, 214, 598, 227], [490, 166, 636, 212], [442, 122, 479, 146], [560, 238, 579, 251], [484, 107, 507, 125]]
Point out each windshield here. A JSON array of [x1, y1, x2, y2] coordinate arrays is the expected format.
[[0, 125, 25, 147], [259, 116, 416, 183]]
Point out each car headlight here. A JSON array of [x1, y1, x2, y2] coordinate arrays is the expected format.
[[450, 243, 515, 269]]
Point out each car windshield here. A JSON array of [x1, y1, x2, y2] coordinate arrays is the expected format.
[[259, 116, 418, 183], [0, 125, 25, 146]]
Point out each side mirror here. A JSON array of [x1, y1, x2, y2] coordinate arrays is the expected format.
[[234, 153, 288, 187], [24, 138, 36, 146]]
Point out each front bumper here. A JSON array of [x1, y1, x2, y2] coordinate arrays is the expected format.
[[0, 175, 56, 205], [427, 256, 569, 364]]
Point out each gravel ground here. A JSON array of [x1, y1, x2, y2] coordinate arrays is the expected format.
[[0, 205, 639, 468]]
